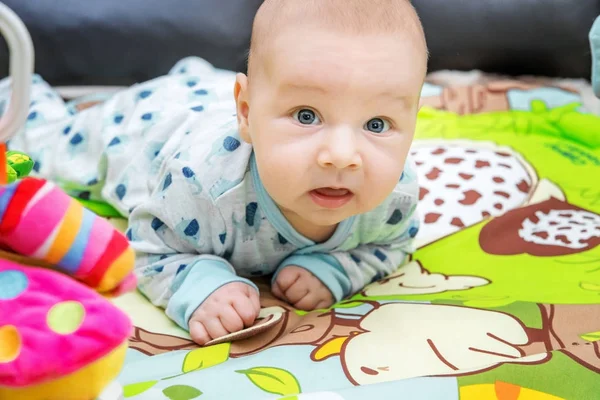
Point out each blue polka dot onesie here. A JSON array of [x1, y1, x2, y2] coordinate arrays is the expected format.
[[2, 57, 420, 331]]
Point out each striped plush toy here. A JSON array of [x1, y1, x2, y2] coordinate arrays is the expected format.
[[0, 177, 136, 296]]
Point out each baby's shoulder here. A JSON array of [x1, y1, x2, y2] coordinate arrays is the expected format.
[[162, 118, 253, 202]]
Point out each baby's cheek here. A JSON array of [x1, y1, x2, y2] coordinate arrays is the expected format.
[[361, 163, 403, 208], [261, 156, 291, 183], [264, 148, 306, 180], [256, 156, 299, 207]]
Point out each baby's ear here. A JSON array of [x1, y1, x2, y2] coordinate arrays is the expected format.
[[234, 73, 252, 143]]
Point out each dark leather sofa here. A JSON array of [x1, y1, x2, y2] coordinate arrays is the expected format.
[[0, 0, 598, 85]]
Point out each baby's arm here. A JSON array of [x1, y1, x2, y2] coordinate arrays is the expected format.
[[129, 160, 259, 345], [272, 205, 419, 309]]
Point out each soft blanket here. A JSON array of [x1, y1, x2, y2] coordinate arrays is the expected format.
[[4, 59, 599, 399]]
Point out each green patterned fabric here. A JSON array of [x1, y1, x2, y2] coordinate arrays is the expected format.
[[106, 83, 600, 400]]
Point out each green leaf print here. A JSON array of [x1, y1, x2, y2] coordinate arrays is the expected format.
[[580, 331, 600, 342], [123, 380, 158, 397], [162, 385, 203, 400], [236, 367, 301, 396], [181, 342, 230, 373], [333, 301, 366, 309]]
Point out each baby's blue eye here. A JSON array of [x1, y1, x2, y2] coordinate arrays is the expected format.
[[294, 109, 320, 125], [365, 118, 390, 134]]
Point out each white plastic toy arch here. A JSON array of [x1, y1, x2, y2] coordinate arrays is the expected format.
[[0, 1, 33, 144]]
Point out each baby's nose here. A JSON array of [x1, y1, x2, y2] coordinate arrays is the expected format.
[[317, 126, 362, 170]]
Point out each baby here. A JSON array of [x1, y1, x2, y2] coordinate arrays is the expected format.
[[136, 0, 429, 345], [7, 0, 428, 346]]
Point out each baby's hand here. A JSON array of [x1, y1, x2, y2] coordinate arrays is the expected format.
[[189, 282, 260, 345], [271, 266, 334, 311]]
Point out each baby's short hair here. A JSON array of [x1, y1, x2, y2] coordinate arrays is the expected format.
[[248, 0, 428, 76]]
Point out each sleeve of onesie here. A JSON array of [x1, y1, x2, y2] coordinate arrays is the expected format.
[[128, 158, 257, 330], [274, 203, 420, 303]]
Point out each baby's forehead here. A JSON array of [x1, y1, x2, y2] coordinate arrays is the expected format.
[[256, 30, 426, 97]]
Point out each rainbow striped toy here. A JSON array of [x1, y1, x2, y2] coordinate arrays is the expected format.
[[0, 177, 136, 296]]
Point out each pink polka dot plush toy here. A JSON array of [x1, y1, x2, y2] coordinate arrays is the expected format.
[[0, 4, 135, 400]]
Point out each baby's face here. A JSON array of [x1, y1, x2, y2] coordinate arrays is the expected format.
[[239, 27, 426, 240]]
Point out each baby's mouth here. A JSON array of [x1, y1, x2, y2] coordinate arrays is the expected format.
[[313, 187, 351, 197], [309, 187, 354, 209]]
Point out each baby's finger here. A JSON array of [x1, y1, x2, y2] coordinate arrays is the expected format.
[[271, 281, 285, 300], [294, 291, 320, 311], [219, 305, 245, 333], [231, 296, 258, 327], [204, 317, 229, 341], [285, 282, 309, 305], [275, 268, 302, 292], [190, 320, 211, 346], [249, 288, 261, 314]]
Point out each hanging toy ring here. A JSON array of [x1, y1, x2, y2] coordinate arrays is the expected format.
[[0, 1, 34, 143], [0, 2, 34, 185]]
